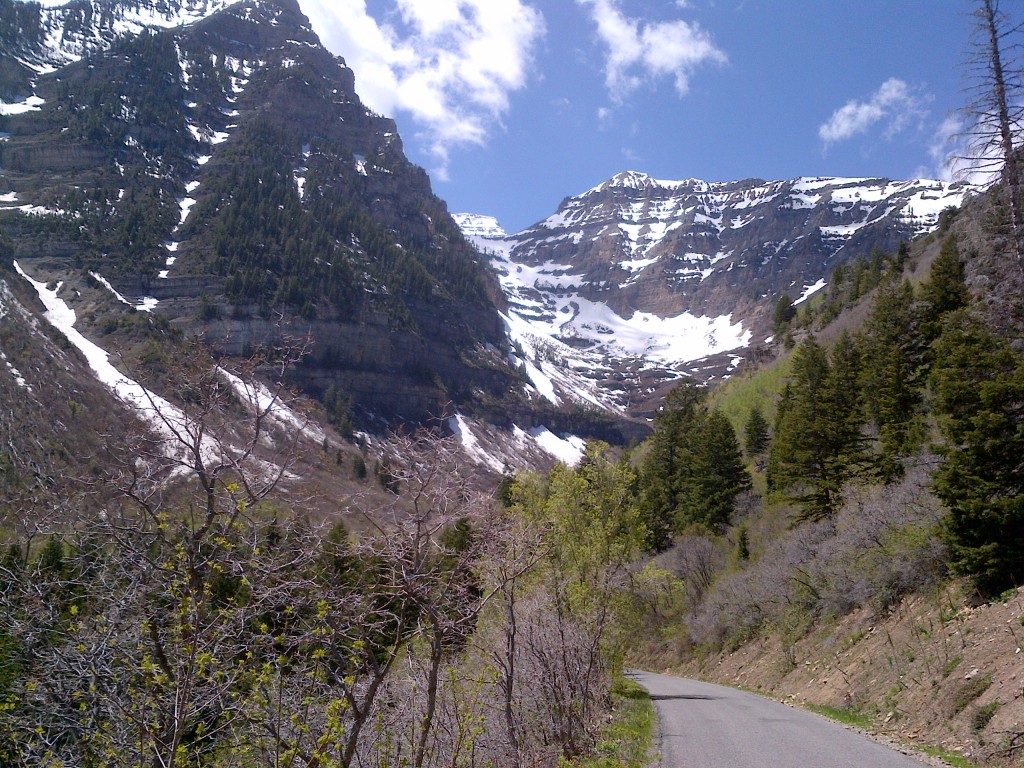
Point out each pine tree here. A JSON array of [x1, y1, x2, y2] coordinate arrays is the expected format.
[[859, 279, 924, 479], [773, 294, 797, 334], [743, 405, 770, 457], [684, 409, 751, 533], [931, 312, 1024, 594], [640, 385, 750, 541], [920, 234, 969, 343], [768, 336, 866, 521]]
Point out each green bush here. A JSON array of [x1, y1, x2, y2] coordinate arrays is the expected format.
[[971, 701, 998, 732]]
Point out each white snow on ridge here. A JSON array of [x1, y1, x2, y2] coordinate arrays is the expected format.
[[529, 426, 586, 465], [449, 414, 586, 469], [452, 213, 507, 239], [218, 368, 326, 446], [23, 0, 232, 75], [462, 223, 750, 411], [90, 271, 153, 312], [448, 414, 505, 472], [795, 279, 827, 305]]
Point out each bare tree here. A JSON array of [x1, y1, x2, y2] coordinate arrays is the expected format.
[[962, 0, 1024, 288]]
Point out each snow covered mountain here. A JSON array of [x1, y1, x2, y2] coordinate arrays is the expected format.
[[1, 0, 231, 95], [456, 171, 973, 414]]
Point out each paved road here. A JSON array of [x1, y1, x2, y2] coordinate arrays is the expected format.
[[629, 671, 930, 768]]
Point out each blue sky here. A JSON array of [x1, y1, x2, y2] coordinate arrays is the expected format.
[[301, 0, 1004, 234]]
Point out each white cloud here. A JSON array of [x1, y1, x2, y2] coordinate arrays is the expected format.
[[577, 0, 725, 102], [924, 113, 1011, 186], [300, 0, 544, 177], [818, 77, 927, 146]]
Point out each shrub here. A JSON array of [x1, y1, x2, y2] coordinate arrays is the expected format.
[[951, 675, 992, 716]]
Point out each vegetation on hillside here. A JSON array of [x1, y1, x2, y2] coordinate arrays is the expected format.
[[0, 343, 648, 767]]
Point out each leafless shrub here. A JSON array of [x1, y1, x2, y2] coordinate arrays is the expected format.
[[685, 458, 947, 650], [671, 533, 726, 608]]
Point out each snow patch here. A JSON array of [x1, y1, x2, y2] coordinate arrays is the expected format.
[[448, 414, 505, 472], [218, 368, 325, 445], [15, 261, 212, 458], [529, 427, 586, 466], [0, 95, 44, 115], [795, 279, 827, 305], [0, 350, 28, 390]]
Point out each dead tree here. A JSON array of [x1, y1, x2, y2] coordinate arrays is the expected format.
[[962, 0, 1024, 291]]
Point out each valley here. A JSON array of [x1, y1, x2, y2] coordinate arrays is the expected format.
[[1, 1, 1023, 768]]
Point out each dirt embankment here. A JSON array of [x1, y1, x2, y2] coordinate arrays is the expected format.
[[673, 583, 1024, 767]]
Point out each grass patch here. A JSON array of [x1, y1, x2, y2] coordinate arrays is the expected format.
[[565, 677, 655, 768], [917, 743, 983, 768], [951, 675, 992, 716], [806, 701, 986, 768], [941, 656, 962, 678], [804, 702, 874, 729]]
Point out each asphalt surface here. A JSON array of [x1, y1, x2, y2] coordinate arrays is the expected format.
[[629, 670, 931, 768]]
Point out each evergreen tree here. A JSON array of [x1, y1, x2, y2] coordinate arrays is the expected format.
[[639, 383, 705, 549], [685, 409, 751, 533], [773, 294, 797, 334], [931, 312, 1024, 594], [859, 279, 923, 479], [640, 385, 750, 540], [920, 235, 969, 343], [768, 337, 866, 521], [743, 405, 770, 457]]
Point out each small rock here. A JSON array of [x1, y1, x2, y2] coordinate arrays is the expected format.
[[965, 668, 980, 680]]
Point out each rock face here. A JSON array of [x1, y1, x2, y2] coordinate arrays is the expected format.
[[0, 0, 525, 426], [510, 171, 969, 327], [458, 171, 973, 414]]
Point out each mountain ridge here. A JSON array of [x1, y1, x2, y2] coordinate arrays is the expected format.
[[456, 170, 973, 415]]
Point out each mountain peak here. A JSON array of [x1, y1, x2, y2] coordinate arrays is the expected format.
[[452, 213, 507, 239], [608, 170, 654, 188]]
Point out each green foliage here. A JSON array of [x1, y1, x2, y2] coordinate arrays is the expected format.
[[970, 701, 999, 732], [743, 405, 770, 457], [773, 294, 796, 334], [562, 677, 654, 768], [352, 453, 367, 480], [950, 675, 992, 716], [735, 524, 751, 561], [803, 702, 874, 729], [707, 350, 793, 432], [767, 336, 866, 521], [640, 384, 750, 544], [931, 313, 1024, 595], [919, 235, 969, 341], [323, 383, 355, 437], [859, 279, 925, 480], [521, 443, 647, 599]]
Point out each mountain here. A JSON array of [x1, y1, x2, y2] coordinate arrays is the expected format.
[[0, 0, 978, 473], [457, 171, 973, 415], [0, 0, 532, 430]]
